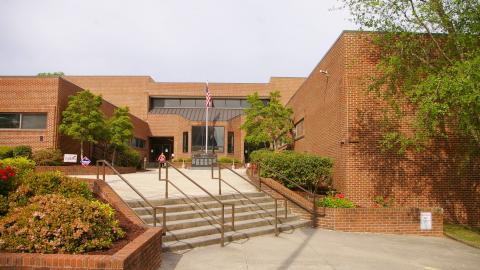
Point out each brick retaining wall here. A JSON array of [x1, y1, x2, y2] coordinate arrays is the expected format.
[[0, 179, 163, 270], [35, 165, 137, 175]]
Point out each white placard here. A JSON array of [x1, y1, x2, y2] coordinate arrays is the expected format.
[[63, 154, 78, 163], [420, 212, 432, 230]]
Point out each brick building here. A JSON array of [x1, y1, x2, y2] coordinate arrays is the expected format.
[[1, 31, 478, 224]]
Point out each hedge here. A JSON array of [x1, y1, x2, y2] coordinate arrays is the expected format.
[[250, 150, 333, 191]]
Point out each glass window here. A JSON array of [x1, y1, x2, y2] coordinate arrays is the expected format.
[[227, 132, 234, 153], [240, 99, 250, 108], [0, 113, 20, 129], [195, 99, 205, 107], [22, 114, 47, 129], [183, 132, 189, 153], [164, 99, 180, 107], [225, 99, 241, 108], [295, 119, 304, 139], [131, 137, 146, 148], [151, 98, 165, 108], [213, 99, 225, 108], [181, 99, 196, 107], [191, 126, 224, 152]]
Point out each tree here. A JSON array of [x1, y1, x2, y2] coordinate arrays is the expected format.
[[37, 72, 64, 77], [107, 107, 134, 166], [342, 0, 480, 154], [241, 91, 294, 150], [59, 90, 105, 159]]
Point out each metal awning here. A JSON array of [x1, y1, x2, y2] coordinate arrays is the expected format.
[[149, 108, 244, 121]]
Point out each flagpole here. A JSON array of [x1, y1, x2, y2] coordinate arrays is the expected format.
[[205, 81, 209, 154]]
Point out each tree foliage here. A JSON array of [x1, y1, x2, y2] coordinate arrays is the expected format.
[[342, 0, 480, 153], [59, 90, 105, 158], [107, 107, 134, 165], [241, 91, 293, 150]]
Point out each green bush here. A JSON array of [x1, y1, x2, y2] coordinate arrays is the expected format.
[[0, 146, 13, 159], [0, 194, 125, 253], [18, 171, 92, 200], [317, 193, 355, 208], [0, 162, 17, 197], [12, 145, 32, 158], [32, 148, 63, 165], [173, 157, 192, 162], [250, 150, 333, 191], [1, 157, 35, 177], [218, 156, 241, 164], [116, 147, 141, 168], [0, 195, 8, 216]]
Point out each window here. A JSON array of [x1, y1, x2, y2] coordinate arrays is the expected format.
[[0, 113, 47, 129], [225, 100, 241, 108], [183, 132, 189, 153], [227, 132, 234, 153], [131, 137, 146, 148], [191, 126, 224, 152], [294, 119, 304, 139], [164, 99, 180, 107], [180, 99, 196, 107]]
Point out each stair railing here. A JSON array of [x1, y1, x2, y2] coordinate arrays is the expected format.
[[213, 163, 288, 236], [254, 163, 318, 228], [165, 161, 235, 247], [96, 160, 167, 232]]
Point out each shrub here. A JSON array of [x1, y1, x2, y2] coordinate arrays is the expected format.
[[0, 194, 125, 253], [173, 157, 192, 162], [0, 146, 13, 159], [116, 147, 141, 168], [32, 148, 63, 165], [317, 193, 355, 208], [0, 195, 8, 216], [12, 145, 32, 158], [1, 157, 35, 179], [0, 163, 17, 197], [18, 171, 92, 200], [250, 150, 333, 192], [218, 156, 241, 164]]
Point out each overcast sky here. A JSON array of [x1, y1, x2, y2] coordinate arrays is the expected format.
[[0, 0, 356, 82]]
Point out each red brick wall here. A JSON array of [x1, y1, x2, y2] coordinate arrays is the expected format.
[[0, 77, 61, 151]]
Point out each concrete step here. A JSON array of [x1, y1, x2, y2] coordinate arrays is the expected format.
[[162, 216, 301, 242], [136, 201, 288, 222], [163, 219, 311, 252], [126, 192, 266, 208], [142, 208, 289, 230], [131, 196, 276, 215]]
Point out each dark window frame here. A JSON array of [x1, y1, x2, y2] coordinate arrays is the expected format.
[[0, 112, 47, 130], [182, 132, 189, 153], [227, 132, 234, 153]]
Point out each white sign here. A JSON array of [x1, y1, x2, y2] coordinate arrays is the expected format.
[[63, 154, 78, 163], [420, 212, 432, 230]]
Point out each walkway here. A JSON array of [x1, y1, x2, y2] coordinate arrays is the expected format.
[[161, 228, 480, 270], [74, 167, 257, 201]]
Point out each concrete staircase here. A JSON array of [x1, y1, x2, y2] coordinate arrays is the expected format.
[[127, 192, 310, 251]]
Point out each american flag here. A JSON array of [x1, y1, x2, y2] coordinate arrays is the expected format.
[[205, 82, 212, 107]]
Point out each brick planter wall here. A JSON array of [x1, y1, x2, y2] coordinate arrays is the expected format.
[[0, 179, 163, 270], [35, 165, 137, 175], [247, 168, 444, 236]]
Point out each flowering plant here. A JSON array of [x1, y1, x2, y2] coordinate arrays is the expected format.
[[0, 164, 16, 181], [317, 192, 355, 208], [0, 162, 17, 197]]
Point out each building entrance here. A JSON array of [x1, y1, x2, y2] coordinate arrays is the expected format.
[[149, 137, 174, 162]]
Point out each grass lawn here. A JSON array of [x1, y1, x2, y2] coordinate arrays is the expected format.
[[444, 223, 480, 248]]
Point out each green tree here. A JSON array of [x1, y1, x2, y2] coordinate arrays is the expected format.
[[59, 90, 105, 159], [342, 0, 480, 153], [241, 91, 293, 150], [37, 72, 65, 77], [107, 107, 134, 166]]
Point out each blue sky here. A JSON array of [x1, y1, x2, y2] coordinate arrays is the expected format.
[[0, 0, 356, 82]]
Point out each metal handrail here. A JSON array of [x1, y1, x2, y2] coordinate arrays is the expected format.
[[166, 161, 235, 247], [254, 163, 319, 227], [95, 160, 167, 232], [216, 164, 288, 236]]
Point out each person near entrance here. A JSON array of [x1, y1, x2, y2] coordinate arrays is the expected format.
[[157, 152, 166, 167]]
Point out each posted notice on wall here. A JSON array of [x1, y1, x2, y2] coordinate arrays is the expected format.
[[63, 154, 78, 163], [420, 212, 432, 230]]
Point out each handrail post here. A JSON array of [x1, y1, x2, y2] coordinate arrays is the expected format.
[[153, 207, 157, 227], [166, 161, 168, 179], [162, 208, 167, 235], [313, 194, 317, 228], [102, 162, 106, 181], [218, 178, 222, 195], [231, 204, 235, 231], [221, 204, 225, 247], [211, 162, 214, 179], [218, 165, 221, 179], [158, 162, 161, 180], [274, 199, 279, 236]]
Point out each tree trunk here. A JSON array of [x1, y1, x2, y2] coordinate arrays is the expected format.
[[112, 146, 117, 167], [80, 140, 84, 163]]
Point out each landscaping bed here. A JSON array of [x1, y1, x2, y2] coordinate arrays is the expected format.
[[35, 165, 137, 175], [444, 223, 480, 248]]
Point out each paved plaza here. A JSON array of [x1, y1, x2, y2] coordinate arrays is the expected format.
[[161, 227, 480, 270], [75, 167, 257, 201]]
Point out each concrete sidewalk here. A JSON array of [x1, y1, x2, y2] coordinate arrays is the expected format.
[[161, 228, 480, 270], [74, 167, 257, 201]]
